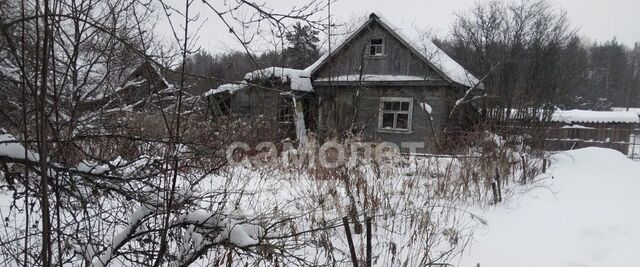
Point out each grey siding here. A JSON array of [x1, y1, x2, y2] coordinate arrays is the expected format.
[[316, 85, 454, 152], [213, 86, 313, 142], [313, 21, 443, 80]]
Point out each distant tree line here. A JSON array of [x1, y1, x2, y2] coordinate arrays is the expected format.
[[185, 22, 321, 89], [437, 0, 640, 116]]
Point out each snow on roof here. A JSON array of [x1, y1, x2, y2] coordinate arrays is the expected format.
[[75, 160, 110, 175], [204, 82, 247, 96], [375, 15, 482, 89], [315, 74, 432, 82], [561, 125, 595, 129], [305, 13, 482, 89], [244, 67, 313, 92], [84, 78, 146, 101], [551, 109, 640, 124], [611, 107, 640, 115]]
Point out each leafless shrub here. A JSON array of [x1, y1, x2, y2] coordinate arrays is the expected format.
[[0, 0, 331, 265]]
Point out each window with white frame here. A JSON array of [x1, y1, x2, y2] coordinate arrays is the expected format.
[[369, 38, 384, 56], [379, 97, 413, 131]]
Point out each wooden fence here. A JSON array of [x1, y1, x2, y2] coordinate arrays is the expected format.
[[545, 126, 640, 160]]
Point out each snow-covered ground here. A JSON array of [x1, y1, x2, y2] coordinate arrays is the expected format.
[[459, 147, 640, 267], [630, 133, 640, 159]]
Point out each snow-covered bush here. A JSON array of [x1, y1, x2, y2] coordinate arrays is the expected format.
[[193, 133, 545, 266], [0, 125, 547, 266]]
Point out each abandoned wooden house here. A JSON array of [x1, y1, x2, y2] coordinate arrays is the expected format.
[[70, 61, 211, 141], [206, 13, 483, 153]]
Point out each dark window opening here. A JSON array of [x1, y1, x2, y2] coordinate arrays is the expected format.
[[369, 38, 384, 56], [379, 98, 413, 131], [278, 96, 295, 123]]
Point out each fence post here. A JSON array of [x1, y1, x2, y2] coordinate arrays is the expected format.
[[473, 172, 481, 202], [491, 182, 499, 204], [366, 217, 372, 267], [495, 167, 502, 202], [520, 154, 527, 184], [633, 132, 635, 159], [342, 216, 359, 267], [542, 158, 547, 173]]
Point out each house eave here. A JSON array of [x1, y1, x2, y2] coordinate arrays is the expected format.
[[313, 79, 450, 87]]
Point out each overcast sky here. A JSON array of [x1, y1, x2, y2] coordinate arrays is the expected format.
[[158, 0, 640, 55]]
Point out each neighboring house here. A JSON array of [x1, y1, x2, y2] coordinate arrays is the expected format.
[[73, 61, 211, 142], [546, 109, 640, 157], [79, 61, 210, 114], [207, 13, 483, 152], [484, 107, 640, 158]]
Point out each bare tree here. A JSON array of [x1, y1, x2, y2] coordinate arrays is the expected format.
[[448, 0, 576, 120], [0, 0, 330, 266]]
